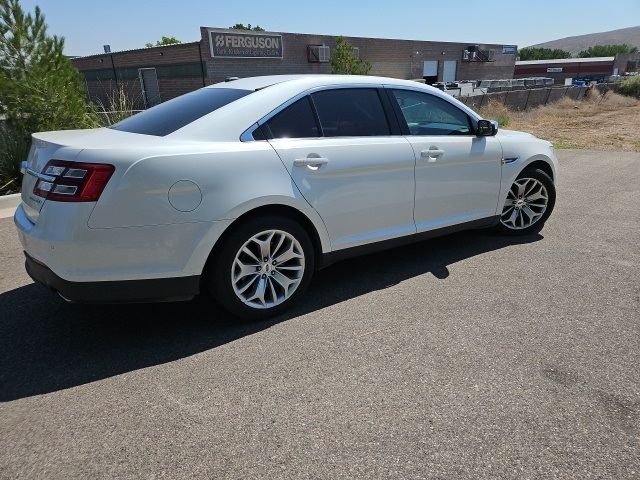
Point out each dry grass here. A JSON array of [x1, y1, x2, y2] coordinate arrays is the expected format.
[[478, 90, 640, 152], [94, 86, 140, 126]]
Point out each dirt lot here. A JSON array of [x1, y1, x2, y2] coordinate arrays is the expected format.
[[479, 91, 640, 152]]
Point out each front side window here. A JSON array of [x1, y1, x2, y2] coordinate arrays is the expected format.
[[391, 89, 472, 136], [263, 97, 320, 139], [311, 89, 390, 137], [110, 88, 252, 136]]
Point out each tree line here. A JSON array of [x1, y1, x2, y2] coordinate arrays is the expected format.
[[519, 44, 637, 61]]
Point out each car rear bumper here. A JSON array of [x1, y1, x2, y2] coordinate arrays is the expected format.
[[24, 252, 200, 304], [14, 202, 225, 284]]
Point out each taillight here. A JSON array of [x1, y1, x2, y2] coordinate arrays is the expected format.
[[33, 160, 115, 202]]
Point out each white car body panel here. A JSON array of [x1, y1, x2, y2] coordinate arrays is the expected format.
[[408, 135, 503, 232], [14, 74, 557, 302], [269, 136, 416, 249], [87, 140, 298, 227], [496, 129, 558, 211], [15, 202, 224, 281]]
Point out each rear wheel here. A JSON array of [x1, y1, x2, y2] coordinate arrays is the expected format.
[[208, 215, 315, 320], [496, 167, 556, 235]]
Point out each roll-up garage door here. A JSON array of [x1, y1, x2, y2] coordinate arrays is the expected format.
[[443, 60, 457, 83], [423, 61, 438, 77]]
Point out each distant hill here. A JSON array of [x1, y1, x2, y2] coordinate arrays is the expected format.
[[528, 26, 640, 56]]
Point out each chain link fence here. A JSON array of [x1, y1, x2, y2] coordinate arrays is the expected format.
[[457, 82, 621, 111]]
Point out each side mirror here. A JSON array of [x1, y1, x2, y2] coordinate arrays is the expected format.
[[476, 119, 497, 136]]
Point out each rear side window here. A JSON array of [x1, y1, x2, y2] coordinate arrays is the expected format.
[[264, 97, 319, 139], [311, 89, 390, 137], [110, 88, 251, 136], [391, 89, 471, 135]]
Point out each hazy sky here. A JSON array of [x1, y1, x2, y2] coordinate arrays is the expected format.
[[18, 0, 640, 57]]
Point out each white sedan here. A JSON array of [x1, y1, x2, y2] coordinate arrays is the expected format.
[[15, 75, 557, 319]]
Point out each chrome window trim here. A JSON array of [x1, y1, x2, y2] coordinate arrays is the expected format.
[[263, 134, 408, 142], [240, 123, 263, 142]]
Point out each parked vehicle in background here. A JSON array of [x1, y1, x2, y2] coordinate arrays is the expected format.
[[15, 75, 557, 319]]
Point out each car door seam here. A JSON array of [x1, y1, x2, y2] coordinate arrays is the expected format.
[[401, 135, 419, 234], [264, 138, 334, 248]]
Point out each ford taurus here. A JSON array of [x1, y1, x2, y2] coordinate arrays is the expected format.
[[15, 75, 557, 319]]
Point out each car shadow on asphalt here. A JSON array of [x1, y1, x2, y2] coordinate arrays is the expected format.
[[0, 230, 542, 402]]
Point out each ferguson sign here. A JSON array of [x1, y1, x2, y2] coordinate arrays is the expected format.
[[208, 30, 283, 58]]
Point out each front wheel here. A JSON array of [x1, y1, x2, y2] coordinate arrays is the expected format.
[[496, 167, 556, 235], [208, 215, 315, 320]]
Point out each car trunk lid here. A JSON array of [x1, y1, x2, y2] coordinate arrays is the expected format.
[[20, 136, 84, 223], [20, 128, 166, 223]]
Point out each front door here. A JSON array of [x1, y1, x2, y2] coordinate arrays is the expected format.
[[264, 88, 416, 250], [387, 88, 502, 232]]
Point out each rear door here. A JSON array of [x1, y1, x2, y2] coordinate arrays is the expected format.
[[265, 87, 416, 250], [139, 68, 161, 107], [387, 88, 502, 232]]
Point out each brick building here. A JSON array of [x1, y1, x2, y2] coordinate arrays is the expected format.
[[72, 27, 518, 109]]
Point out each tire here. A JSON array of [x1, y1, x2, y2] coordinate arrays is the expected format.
[[496, 167, 556, 236], [207, 215, 315, 320]]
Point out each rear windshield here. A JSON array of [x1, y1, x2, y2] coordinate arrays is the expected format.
[[110, 88, 252, 136]]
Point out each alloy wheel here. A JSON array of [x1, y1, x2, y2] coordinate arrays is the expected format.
[[500, 177, 549, 230], [231, 229, 305, 309]]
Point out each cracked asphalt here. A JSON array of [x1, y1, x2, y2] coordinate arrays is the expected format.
[[0, 150, 638, 479]]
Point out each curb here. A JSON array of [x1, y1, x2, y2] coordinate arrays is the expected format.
[[0, 193, 20, 219]]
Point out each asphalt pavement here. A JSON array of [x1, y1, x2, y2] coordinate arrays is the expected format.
[[0, 150, 638, 479]]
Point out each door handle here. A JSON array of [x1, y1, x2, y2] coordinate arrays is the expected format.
[[293, 157, 329, 168], [420, 148, 445, 161]]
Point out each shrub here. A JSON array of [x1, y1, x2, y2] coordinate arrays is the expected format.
[[0, 122, 29, 194], [477, 100, 510, 127], [495, 113, 509, 127], [330, 36, 371, 75], [618, 76, 640, 99], [0, 0, 98, 192]]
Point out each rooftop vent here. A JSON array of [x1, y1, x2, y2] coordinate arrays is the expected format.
[[463, 46, 495, 62]]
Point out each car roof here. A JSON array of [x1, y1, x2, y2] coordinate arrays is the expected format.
[[207, 74, 437, 92], [174, 75, 481, 142]]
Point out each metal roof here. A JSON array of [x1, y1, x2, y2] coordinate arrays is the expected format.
[[516, 57, 615, 66]]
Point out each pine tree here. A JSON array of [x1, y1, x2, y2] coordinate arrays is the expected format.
[[0, 0, 96, 191], [0, 0, 96, 136]]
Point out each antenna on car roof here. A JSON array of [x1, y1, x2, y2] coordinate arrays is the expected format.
[[225, 76, 240, 82]]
